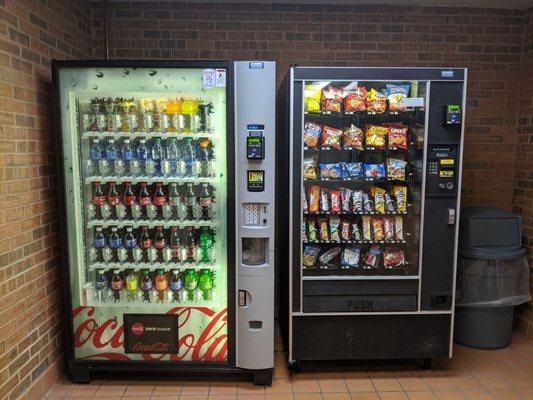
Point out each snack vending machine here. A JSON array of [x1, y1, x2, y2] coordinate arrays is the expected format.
[[277, 67, 466, 370], [53, 60, 275, 384]]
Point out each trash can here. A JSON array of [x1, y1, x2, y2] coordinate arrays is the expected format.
[[455, 207, 531, 349]]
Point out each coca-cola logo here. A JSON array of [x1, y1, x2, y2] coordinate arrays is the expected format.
[[131, 322, 144, 336], [133, 342, 170, 352]]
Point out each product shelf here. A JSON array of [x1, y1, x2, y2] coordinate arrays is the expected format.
[[82, 131, 215, 139], [87, 219, 218, 228], [89, 261, 217, 271], [85, 176, 218, 184]]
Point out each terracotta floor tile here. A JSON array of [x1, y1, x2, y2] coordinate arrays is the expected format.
[[265, 379, 293, 394], [95, 384, 128, 397], [209, 382, 238, 395], [397, 377, 430, 392], [422, 375, 456, 391], [473, 371, 512, 390], [291, 378, 321, 394], [93, 397, 122, 400], [65, 385, 100, 397], [318, 378, 347, 393], [350, 393, 380, 400], [265, 395, 294, 400], [180, 383, 210, 396], [377, 392, 409, 400], [432, 390, 465, 400], [322, 394, 351, 400], [293, 394, 322, 400], [445, 375, 484, 391], [236, 382, 266, 395], [490, 388, 523, 400], [124, 384, 156, 396], [47, 383, 73, 398], [236, 395, 266, 400], [461, 389, 494, 400], [151, 396, 180, 399], [151, 384, 182, 396], [207, 395, 236, 400], [404, 392, 438, 400], [179, 396, 209, 400], [345, 377, 375, 392], [63, 397, 99, 400], [371, 377, 402, 392]]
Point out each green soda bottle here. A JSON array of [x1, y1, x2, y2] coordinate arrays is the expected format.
[[199, 227, 213, 262], [183, 269, 198, 301], [198, 269, 214, 300]]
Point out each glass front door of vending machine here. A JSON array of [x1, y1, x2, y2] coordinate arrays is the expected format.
[[54, 62, 231, 370]]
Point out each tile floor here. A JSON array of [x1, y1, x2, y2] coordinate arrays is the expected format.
[[45, 332, 533, 400]]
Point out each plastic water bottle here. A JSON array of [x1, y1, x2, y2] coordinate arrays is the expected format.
[[151, 138, 164, 175], [166, 138, 180, 175], [182, 138, 196, 176], [90, 139, 103, 161]]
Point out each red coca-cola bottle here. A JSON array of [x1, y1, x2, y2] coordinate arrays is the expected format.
[[154, 226, 166, 250], [92, 182, 105, 219], [140, 226, 152, 248], [123, 182, 136, 206], [107, 182, 121, 219], [139, 182, 151, 218], [185, 226, 196, 262], [153, 182, 167, 207]]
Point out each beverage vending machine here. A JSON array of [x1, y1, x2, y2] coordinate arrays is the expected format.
[[277, 67, 466, 370], [53, 60, 275, 384]]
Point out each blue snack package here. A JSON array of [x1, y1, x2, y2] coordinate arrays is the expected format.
[[384, 84, 411, 112], [364, 163, 385, 179], [341, 162, 363, 179]]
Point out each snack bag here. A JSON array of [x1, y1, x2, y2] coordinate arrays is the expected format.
[[320, 188, 330, 213], [371, 186, 386, 214], [320, 163, 341, 179], [319, 246, 342, 267], [308, 185, 321, 213], [330, 216, 340, 242], [351, 222, 362, 242], [366, 88, 386, 114], [384, 83, 410, 112], [384, 248, 405, 267], [341, 246, 361, 268], [383, 217, 394, 241], [362, 216, 372, 241], [341, 162, 363, 179], [321, 86, 344, 113], [302, 192, 308, 212], [343, 124, 364, 149], [344, 86, 367, 112], [304, 82, 322, 113], [341, 188, 352, 212], [341, 220, 351, 241], [387, 124, 408, 150], [352, 190, 364, 212], [387, 158, 407, 181], [303, 157, 318, 180], [306, 218, 318, 241], [304, 121, 322, 149], [393, 186, 407, 213], [364, 245, 382, 268], [364, 163, 385, 179], [321, 125, 343, 149], [394, 216, 404, 240], [363, 192, 374, 213], [330, 189, 342, 214], [318, 218, 329, 241], [365, 124, 387, 149], [372, 217, 385, 241], [303, 245, 321, 267], [385, 193, 396, 213]]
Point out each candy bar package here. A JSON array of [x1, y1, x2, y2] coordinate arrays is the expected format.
[[319, 246, 342, 267], [304, 82, 322, 113], [363, 192, 374, 212], [365, 125, 387, 149], [320, 163, 342, 179], [383, 217, 394, 241], [306, 218, 318, 241], [341, 220, 351, 241], [387, 124, 408, 150], [362, 216, 372, 241], [321, 86, 344, 113], [330, 216, 340, 242], [344, 87, 367, 112], [385, 193, 396, 213], [303, 156, 318, 180], [366, 88, 387, 114], [330, 189, 342, 213], [364, 245, 382, 268], [384, 248, 405, 267], [304, 121, 322, 149], [371, 186, 386, 214], [302, 191, 308, 212], [309, 185, 321, 213], [320, 188, 330, 213], [351, 221, 362, 242], [394, 216, 404, 240], [384, 83, 410, 112], [372, 217, 385, 241], [341, 246, 361, 268], [387, 158, 407, 181], [343, 124, 364, 150], [364, 163, 385, 179], [318, 218, 329, 241], [393, 185, 408, 213], [341, 188, 352, 212], [341, 162, 363, 179], [303, 245, 321, 268], [352, 190, 364, 212], [321, 125, 343, 149]]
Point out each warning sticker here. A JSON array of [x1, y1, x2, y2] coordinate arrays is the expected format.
[[216, 69, 226, 87], [202, 69, 216, 89]]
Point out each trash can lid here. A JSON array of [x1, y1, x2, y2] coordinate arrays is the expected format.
[[459, 206, 522, 259]]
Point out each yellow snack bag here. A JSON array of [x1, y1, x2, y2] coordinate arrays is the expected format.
[[304, 82, 323, 113]]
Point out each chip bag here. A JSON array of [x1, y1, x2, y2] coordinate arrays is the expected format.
[[330, 216, 340, 242], [321, 86, 344, 113], [330, 189, 342, 213], [304, 121, 322, 149], [362, 216, 372, 241], [384, 83, 410, 112], [364, 245, 382, 268], [384, 248, 405, 267], [344, 86, 367, 112], [306, 218, 318, 241], [304, 82, 322, 113], [387, 158, 407, 181], [320, 163, 341, 179], [387, 124, 408, 150], [371, 186, 386, 214], [308, 185, 321, 213], [343, 124, 364, 150], [303, 156, 318, 180], [321, 125, 342, 149], [366, 88, 387, 114], [341, 162, 363, 180], [319, 246, 342, 267], [372, 217, 385, 241], [341, 246, 361, 268], [303, 245, 321, 267], [365, 125, 387, 149], [364, 163, 385, 179], [318, 218, 329, 241]]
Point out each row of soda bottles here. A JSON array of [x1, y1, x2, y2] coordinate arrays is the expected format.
[[90, 226, 214, 263], [83, 98, 214, 133], [90, 182, 214, 221], [86, 268, 215, 304], [87, 137, 213, 178]]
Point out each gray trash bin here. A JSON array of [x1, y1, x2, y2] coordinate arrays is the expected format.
[[455, 207, 531, 349]]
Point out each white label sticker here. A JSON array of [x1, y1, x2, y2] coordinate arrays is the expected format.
[[403, 97, 425, 107], [202, 69, 216, 89], [215, 69, 226, 87]]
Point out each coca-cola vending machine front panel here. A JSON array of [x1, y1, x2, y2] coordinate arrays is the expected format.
[[54, 62, 231, 365]]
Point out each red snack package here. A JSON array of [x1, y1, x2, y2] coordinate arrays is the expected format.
[[321, 86, 344, 113], [387, 124, 408, 150], [329, 189, 342, 214], [384, 248, 405, 267], [344, 86, 367, 112], [321, 125, 343, 149]]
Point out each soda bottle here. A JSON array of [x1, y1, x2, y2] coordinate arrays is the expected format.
[[170, 270, 183, 302], [125, 270, 139, 302], [137, 139, 149, 161], [108, 227, 122, 249], [198, 102, 213, 132], [151, 138, 164, 175], [168, 183, 180, 206], [107, 182, 121, 218], [122, 139, 135, 162], [184, 269, 198, 301], [92, 182, 105, 218], [198, 269, 214, 300], [90, 139, 103, 161], [153, 182, 167, 208], [94, 227, 106, 248], [182, 137, 196, 176], [139, 182, 151, 217], [185, 226, 196, 262], [199, 227, 213, 263], [166, 138, 180, 174], [111, 269, 124, 301], [198, 139, 211, 177], [199, 183, 212, 207], [106, 139, 119, 162], [89, 98, 101, 132], [155, 269, 169, 301], [95, 270, 108, 303], [169, 226, 181, 261], [154, 226, 166, 252], [140, 226, 152, 262], [124, 227, 137, 250], [140, 269, 153, 302], [123, 182, 136, 218]]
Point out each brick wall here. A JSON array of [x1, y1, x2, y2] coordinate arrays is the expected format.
[[91, 1, 528, 210], [514, 7, 533, 339], [0, 0, 92, 399]]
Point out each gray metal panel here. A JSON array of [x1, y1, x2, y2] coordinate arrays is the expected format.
[[234, 61, 275, 370]]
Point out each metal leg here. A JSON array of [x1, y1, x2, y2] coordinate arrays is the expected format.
[[423, 358, 432, 371], [288, 360, 302, 373], [69, 369, 91, 383], [253, 371, 273, 386]]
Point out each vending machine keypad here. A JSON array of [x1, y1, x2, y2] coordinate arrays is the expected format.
[[426, 145, 458, 196]]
